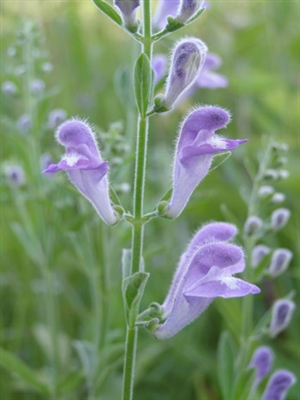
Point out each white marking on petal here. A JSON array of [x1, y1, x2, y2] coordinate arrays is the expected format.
[[209, 135, 227, 149], [63, 153, 88, 167], [219, 276, 240, 289]]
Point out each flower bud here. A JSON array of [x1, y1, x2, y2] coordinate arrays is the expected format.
[[17, 114, 31, 133], [263, 169, 278, 181], [244, 216, 263, 236], [262, 370, 296, 400], [41, 62, 53, 72], [269, 299, 295, 337], [176, 0, 204, 24], [1, 80, 18, 95], [248, 346, 273, 385], [271, 192, 285, 204], [271, 208, 290, 231], [267, 248, 292, 277], [114, 0, 140, 31], [278, 169, 289, 180], [258, 185, 274, 198], [4, 165, 26, 186], [161, 38, 207, 108], [251, 244, 270, 268], [47, 109, 67, 129], [30, 79, 45, 94]]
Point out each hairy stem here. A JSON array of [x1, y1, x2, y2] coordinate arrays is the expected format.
[[122, 1, 152, 399]]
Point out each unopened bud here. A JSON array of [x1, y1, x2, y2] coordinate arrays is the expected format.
[[114, 0, 140, 31], [176, 0, 204, 24], [4, 165, 26, 186], [267, 248, 292, 277], [17, 114, 31, 133], [262, 370, 296, 400], [244, 216, 263, 236], [47, 109, 67, 129], [161, 38, 207, 108], [30, 79, 45, 94], [1, 81, 17, 95], [278, 169, 289, 180], [271, 208, 290, 231], [269, 299, 295, 337], [271, 192, 285, 204], [251, 244, 270, 268], [258, 185, 274, 198], [263, 169, 278, 181], [248, 346, 273, 384]]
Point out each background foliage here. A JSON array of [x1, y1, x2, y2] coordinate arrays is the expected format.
[[1, 1, 299, 399]]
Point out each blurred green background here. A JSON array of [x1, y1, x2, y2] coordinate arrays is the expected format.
[[1, 1, 299, 399]]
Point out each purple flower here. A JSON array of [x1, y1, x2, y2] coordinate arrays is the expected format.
[[269, 299, 295, 338], [194, 53, 228, 89], [4, 164, 26, 186], [153, 222, 260, 339], [176, 0, 204, 24], [166, 106, 247, 218], [249, 346, 274, 385], [114, 0, 140, 29], [262, 370, 296, 400], [158, 38, 207, 109], [267, 249, 292, 277], [152, 54, 168, 84], [244, 216, 263, 236], [153, 0, 180, 30], [43, 118, 118, 225]]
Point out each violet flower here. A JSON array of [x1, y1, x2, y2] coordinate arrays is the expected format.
[[158, 38, 207, 109], [194, 53, 228, 89], [262, 370, 296, 400], [43, 118, 118, 226], [153, 0, 180, 30], [269, 299, 295, 338], [114, 0, 140, 29], [176, 0, 204, 24], [249, 346, 274, 386], [153, 222, 260, 339], [166, 106, 247, 218]]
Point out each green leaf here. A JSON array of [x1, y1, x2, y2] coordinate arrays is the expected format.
[[73, 340, 97, 383], [134, 53, 152, 117], [92, 0, 122, 26], [217, 331, 236, 400], [0, 348, 49, 393], [122, 272, 149, 327], [58, 370, 84, 396]]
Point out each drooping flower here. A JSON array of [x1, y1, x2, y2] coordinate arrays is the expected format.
[[166, 106, 247, 218], [157, 38, 207, 110], [248, 346, 274, 386], [43, 118, 118, 225], [269, 299, 295, 338], [114, 0, 140, 30], [267, 249, 292, 277], [153, 222, 260, 339], [262, 370, 296, 400]]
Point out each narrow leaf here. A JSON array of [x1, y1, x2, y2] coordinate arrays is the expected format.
[[122, 249, 132, 279], [0, 348, 49, 393], [134, 53, 152, 117], [92, 0, 122, 26]]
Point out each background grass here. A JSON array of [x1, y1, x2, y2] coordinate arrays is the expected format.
[[1, 1, 299, 399]]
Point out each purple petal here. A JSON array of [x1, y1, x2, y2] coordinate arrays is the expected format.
[[203, 53, 222, 70], [262, 370, 297, 400], [163, 222, 238, 312], [196, 71, 228, 89], [152, 54, 168, 83], [184, 272, 260, 299]]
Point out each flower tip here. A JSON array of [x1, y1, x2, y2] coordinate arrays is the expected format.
[[56, 118, 95, 147]]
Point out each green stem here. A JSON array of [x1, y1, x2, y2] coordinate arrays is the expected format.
[[122, 1, 152, 399]]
